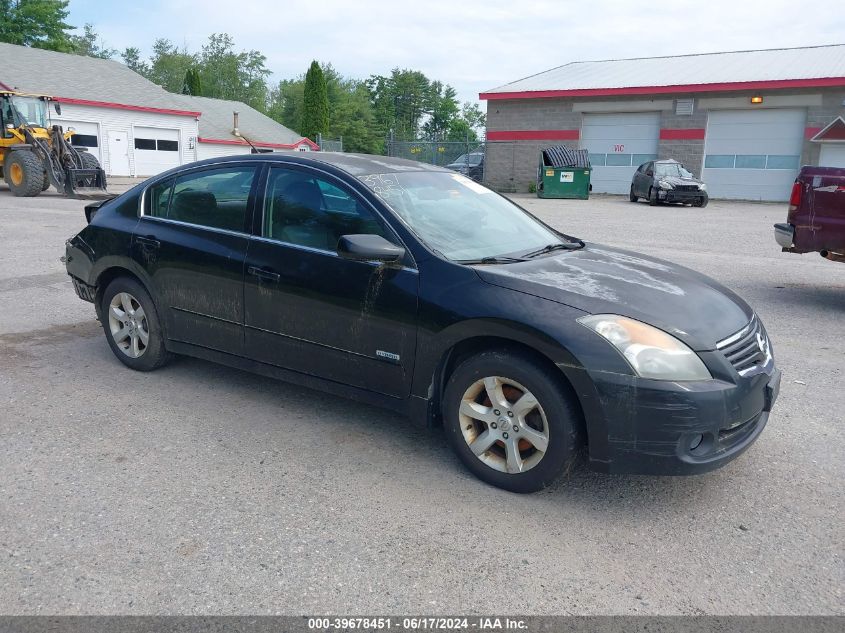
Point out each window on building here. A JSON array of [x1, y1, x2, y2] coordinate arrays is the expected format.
[[735, 155, 766, 169], [71, 134, 98, 148], [134, 138, 156, 150], [766, 155, 800, 170], [704, 155, 736, 169], [605, 153, 632, 167], [157, 139, 178, 152]]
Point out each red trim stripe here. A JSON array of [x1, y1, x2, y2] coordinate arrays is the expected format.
[[480, 77, 845, 100], [660, 128, 706, 140], [53, 97, 202, 117], [487, 129, 579, 141], [197, 136, 320, 150], [805, 127, 823, 139]]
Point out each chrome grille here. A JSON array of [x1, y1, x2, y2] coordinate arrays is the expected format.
[[716, 315, 771, 376]]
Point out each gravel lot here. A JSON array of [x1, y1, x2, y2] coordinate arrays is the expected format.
[[0, 185, 842, 615]]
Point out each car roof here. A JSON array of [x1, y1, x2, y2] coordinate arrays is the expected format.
[[179, 152, 452, 177]]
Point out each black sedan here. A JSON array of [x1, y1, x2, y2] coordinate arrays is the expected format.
[[65, 153, 779, 492], [631, 159, 709, 207]]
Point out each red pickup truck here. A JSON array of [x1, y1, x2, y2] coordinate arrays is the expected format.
[[775, 166, 845, 263]]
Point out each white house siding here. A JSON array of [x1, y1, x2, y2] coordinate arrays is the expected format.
[[52, 103, 198, 176]]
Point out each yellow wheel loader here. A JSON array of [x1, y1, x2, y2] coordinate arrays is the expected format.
[[0, 91, 109, 198]]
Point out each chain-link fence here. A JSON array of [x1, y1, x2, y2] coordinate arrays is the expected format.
[[386, 140, 486, 180], [317, 134, 343, 152]]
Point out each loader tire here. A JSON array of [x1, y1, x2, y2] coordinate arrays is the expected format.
[[4, 150, 46, 197], [78, 152, 102, 188]]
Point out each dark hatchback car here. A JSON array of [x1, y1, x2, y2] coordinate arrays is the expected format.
[[630, 159, 709, 207], [65, 153, 779, 493]]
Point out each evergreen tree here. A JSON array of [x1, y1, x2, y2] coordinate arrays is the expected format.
[[182, 67, 202, 96], [302, 60, 329, 141]]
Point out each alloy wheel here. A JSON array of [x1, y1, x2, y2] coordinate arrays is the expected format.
[[107, 292, 149, 358], [458, 376, 550, 474]]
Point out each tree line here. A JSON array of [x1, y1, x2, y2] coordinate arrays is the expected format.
[[0, 1, 485, 153]]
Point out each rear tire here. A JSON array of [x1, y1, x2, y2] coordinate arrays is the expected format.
[[100, 277, 171, 372], [4, 150, 46, 197], [443, 349, 581, 493], [629, 185, 638, 202]]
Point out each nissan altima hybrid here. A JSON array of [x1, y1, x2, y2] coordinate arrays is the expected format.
[[65, 153, 781, 493]]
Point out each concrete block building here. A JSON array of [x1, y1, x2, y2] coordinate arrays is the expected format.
[[481, 45, 845, 200], [1, 43, 317, 178]]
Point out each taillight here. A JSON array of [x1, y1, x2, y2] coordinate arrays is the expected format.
[[788, 181, 802, 211]]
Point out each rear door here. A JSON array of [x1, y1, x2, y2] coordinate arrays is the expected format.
[[243, 164, 419, 398], [131, 163, 259, 355]]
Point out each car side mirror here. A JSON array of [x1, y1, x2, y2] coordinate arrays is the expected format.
[[53, 102, 62, 116], [337, 234, 405, 264]]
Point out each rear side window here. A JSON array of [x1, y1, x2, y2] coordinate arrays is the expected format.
[[146, 167, 256, 233]]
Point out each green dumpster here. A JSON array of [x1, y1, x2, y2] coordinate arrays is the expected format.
[[536, 146, 591, 199]]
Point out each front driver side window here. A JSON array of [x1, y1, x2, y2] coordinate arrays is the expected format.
[[263, 168, 387, 251]]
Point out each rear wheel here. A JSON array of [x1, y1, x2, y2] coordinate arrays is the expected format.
[[100, 277, 171, 371], [4, 150, 46, 197], [443, 350, 581, 493], [629, 185, 638, 202]]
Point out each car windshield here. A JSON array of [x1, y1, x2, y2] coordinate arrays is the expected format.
[[360, 171, 573, 261], [655, 162, 694, 178], [452, 153, 483, 166]]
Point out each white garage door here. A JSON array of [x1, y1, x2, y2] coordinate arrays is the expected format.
[[581, 112, 660, 194], [133, 126, 181, 176], [819, 143, 845, 168], [61, 120, 102, 165], [703, 109, 805, 201]]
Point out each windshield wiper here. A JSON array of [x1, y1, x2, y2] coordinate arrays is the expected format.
[[522, 241, 584, 258], [457, 255, 527, 265]]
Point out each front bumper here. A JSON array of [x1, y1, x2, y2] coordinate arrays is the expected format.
[[774, 223, 795, 249], [658, 188, 707, 203], [577, 365, 780, 475]]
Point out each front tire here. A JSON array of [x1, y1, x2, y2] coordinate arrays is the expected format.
[[648, 187, 659, 206], [4, 150, 46, 197], [695, 194, 709, 208], [443, 350, 581, 493], [100, 277, 171, 371]]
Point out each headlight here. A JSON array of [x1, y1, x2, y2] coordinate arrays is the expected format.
[[578, 314, 712, 381], [658, 180, 673, 189], [698, 183, 708, 191]]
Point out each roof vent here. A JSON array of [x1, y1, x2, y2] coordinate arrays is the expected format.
[[232, 111, 240, 136], [675, 99, 694, 116]]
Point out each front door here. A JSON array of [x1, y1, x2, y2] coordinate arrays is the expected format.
[[131, 164, 258, 355], [243, 165, 419, 398], [107, 130, 131, 176]]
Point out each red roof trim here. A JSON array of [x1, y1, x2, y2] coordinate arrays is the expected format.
[[0, 80, 12, 91], [660, 128, 706, 140], [487, 129, 579, 141], [480, 77, 845, 100], [809, 117, 845, 141], [197, 136, 320, 150], [53, 97, 202, 117]]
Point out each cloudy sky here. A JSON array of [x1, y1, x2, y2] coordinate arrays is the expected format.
[[68, 0, 844, 107]]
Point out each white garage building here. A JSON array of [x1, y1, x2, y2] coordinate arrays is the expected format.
[[481, 44, 845, 200], [0, 42, 317, 177]]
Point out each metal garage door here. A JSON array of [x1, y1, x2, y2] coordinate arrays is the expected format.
[[132, 126, 181, 176], [61, 120, 101, 165], [819, 143, 845, 168], [581, 112, 660, 194], [703, 109, 805, 201]]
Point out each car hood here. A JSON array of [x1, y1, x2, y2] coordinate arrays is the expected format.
[[474, 243, 752, 350], [659, 175, 703, 186]]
